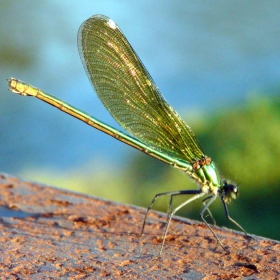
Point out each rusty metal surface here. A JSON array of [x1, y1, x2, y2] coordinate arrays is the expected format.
[[0, 173, 279, 279]]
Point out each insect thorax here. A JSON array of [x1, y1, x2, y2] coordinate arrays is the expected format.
[[191, 158, 221, 193]]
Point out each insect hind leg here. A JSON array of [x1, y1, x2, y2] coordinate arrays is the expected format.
[[159, 191, 205, 255], [140, 190, 189, 237], [140, 189, 204, 255]]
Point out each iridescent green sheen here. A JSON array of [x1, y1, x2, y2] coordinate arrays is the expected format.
[[9, 14, 251, 255], [78, 15, 205, 164]]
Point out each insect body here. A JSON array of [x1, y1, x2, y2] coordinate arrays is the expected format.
[[9, 15, 250, 255]]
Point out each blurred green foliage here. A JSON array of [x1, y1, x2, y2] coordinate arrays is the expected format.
[[199, 93, 280, 240], [25, 91, 280, 241]]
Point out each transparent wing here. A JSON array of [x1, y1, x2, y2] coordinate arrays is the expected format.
[[78, 14, 205, 163]]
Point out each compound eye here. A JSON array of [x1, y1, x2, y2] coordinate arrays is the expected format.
[[222, 180, 238, 203], [230, 185, 238, 199], [232, 185, 238, 194]]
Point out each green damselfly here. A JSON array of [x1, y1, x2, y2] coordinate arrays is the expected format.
[[9, 14, 250, 255]]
